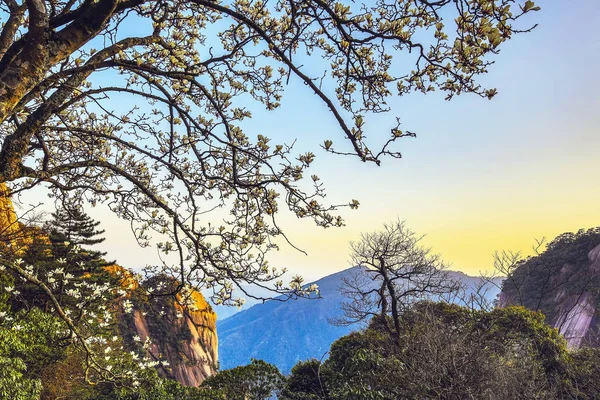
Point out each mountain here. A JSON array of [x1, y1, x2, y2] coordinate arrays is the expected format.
[[498, 228, 600, 349], [217, 266, 501, 374], [211, 284, 276, 320]]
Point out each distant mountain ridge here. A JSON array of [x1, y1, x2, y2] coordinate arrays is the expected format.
[[217, 267, 501, 373]]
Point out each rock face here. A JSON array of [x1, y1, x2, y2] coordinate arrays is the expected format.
[[0, 183, 47, 255], [550, 244, 600, 348], [499, 233, 600, 349], [553, 291, 596, 348], [118, 276, 218, 387], [0, 182, 18, 239]]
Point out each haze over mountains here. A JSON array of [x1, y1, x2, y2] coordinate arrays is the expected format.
[[217, 267, 502, 373]]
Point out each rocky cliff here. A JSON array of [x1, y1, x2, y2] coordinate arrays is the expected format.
[[1, 186, 218, 387], [549, 243, 600, 348], [0, 182, 48, 256], [118, 275, 218, 386], [499, 229, 600, 349]]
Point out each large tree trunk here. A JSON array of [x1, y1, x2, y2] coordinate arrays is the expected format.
[[0, 0, 135, 182]]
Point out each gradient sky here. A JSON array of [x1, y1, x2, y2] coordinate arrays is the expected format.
[[258, 0, 600, 281], [18, 1, 600, 284]]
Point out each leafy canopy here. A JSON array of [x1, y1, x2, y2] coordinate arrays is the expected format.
[[202, 358, 284, 400]]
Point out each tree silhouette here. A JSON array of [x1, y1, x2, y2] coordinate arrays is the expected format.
[[335, 220, 458, 342]]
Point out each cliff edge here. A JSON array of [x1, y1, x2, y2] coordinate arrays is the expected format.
[[499, 229, 600, 348], [118, 275, 218, 386]]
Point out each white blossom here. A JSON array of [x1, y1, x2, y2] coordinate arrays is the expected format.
[[123, 299, 133, 314]]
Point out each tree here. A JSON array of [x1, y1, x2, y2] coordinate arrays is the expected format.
[[0, 290, 67, 400], [46, 202, 111, 273], [201, 359, 284, 400], [0, 0, 539, 387], [280, 359, 329, 400], [0, 0, 540, 300], [10, 204, 117, 319], [335, 220, 458, 342]]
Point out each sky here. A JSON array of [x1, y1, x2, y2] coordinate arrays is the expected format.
[[15, 1, 600, 284], [256, 0, 600, 281]]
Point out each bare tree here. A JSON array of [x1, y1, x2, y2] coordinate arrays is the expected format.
[[335, 220, 458, 342]]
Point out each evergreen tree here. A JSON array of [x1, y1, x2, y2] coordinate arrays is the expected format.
[[12, 204, 114, 313], [47, 203, 113, 275]]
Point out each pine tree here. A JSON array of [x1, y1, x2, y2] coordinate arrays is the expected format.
[[47, 203, 112, 275], [12, 205, 113, 313]]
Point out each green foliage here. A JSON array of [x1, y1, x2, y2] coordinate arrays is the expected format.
[[0, 307, 67, 400], [285, 302, 577, 400], [0, 271, 13, 311], [565, 347, 600, 399], [280, 359, 329, 400], [8, 206, 115, 317], [88, 368, 224, 400], [326, 331, 405, 400], [475, 306, 569, 378], [0, 357, 41, 400], [47, 203, 112, 273], [38, 341, 224, 400], [202, 359, 284, 400]]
